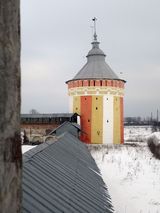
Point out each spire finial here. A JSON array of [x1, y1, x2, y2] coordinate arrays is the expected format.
[[92, 17, 97, 41]]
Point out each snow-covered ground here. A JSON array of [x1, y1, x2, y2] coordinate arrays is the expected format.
[[91, 126, 160, 213], [22, 126, 160, 212], [124, 125, 152, 142]]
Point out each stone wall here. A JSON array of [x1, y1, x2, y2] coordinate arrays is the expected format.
[[21, 123, 59, 143]]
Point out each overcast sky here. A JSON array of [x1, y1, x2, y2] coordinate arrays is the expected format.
[[21, 0, 160, 118]]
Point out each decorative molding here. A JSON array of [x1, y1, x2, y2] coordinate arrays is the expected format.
[[68, 86, 124, 97]]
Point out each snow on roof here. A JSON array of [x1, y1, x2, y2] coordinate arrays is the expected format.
[[22, 145, 37, 154]]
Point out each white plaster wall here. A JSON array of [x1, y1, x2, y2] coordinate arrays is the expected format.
[[77, 115, 81, 125], [103, 95, 113, 144]]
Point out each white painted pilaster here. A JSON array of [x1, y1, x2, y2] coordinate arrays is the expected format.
[[103, 95, 113, 144]]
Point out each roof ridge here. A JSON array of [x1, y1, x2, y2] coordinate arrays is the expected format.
[[23, 132, 74, 163], [23, 138, 58, 163]]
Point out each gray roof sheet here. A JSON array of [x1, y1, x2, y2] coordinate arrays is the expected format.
[[48, 121, 81, 135], [21, 113, 76, 119], [23, 132, 114, 213], [71, 122, 81, 129], [73, 57, 119, 80], [66, 39, 124, 82]]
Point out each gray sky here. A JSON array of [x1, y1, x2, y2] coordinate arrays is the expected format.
[[21, 0, 160, 118]]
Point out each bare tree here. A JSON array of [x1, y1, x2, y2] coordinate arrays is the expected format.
[[29, 109, 39, 114], [0, 1, 22, 212]]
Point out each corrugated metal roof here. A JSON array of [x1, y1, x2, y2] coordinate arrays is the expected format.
[[48, 121, 81, 135], [87, 41, 106, 57], [21, 113, 76, 119], [66, 37, 125, 83], [71, 122, 81, 130], [22, 132, 114, 213], [72, 57, 119, 80]]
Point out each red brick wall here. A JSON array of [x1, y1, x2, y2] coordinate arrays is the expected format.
[[67, 80, 125, 89]]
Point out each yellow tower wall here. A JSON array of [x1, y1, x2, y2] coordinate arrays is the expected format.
[[91, 96, 103, 144], [113, 96, 121, 144], [73, 96, 81, 115]]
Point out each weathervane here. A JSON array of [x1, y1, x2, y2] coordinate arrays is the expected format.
[[92, 17, 97, 41]]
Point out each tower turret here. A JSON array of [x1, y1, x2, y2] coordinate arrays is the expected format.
[[66, 19, 126, 144]]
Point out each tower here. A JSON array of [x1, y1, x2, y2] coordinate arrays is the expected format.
[[66, 19, 126, 144]]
